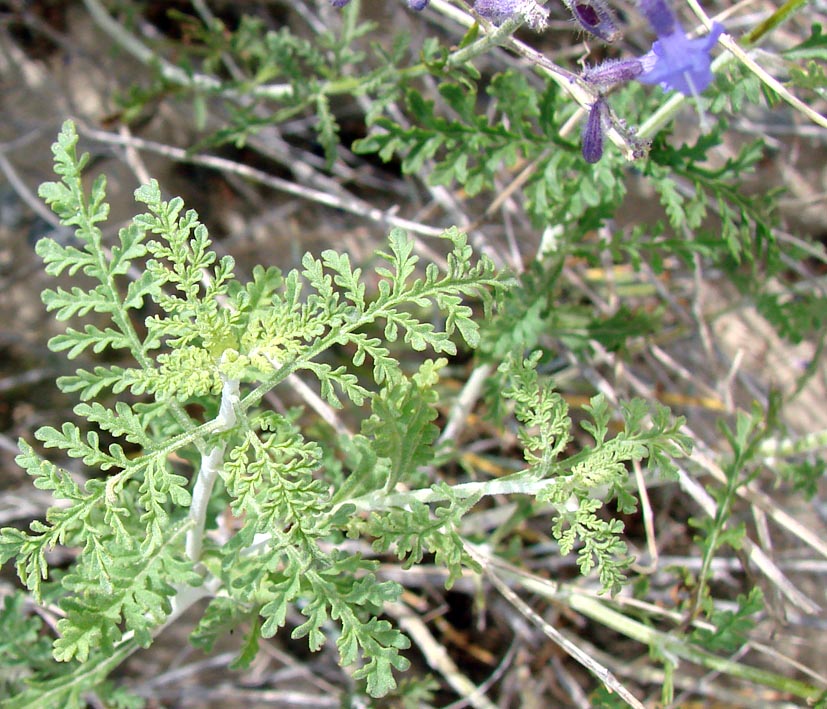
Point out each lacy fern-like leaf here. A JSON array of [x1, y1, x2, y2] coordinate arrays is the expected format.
[[54, 523, 199, 662], [362, 359, 444, 492], [497, 353, 690, 594]]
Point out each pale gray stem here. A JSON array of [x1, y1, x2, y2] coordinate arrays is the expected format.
[[216, 376, 240, 431], [185, 445, 225, 563], [338, 474, 553, 514], [186, 376, 240, 562]]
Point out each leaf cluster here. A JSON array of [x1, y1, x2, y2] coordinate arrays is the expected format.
[[1, 120, 508, 702], [783, 23, 827, 92], [479, 259, 662, 362], [118, 5, 406, 165], [496, 353, 691, 595], [687, 400, 781, 622], [354, 70, 629, 229], [646, 122, 779, 266]]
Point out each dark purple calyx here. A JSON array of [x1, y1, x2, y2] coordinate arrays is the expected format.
[[566, 0, 621, 42]]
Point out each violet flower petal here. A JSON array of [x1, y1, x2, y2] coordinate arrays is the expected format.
[[638, 22, 723, 95], [638, 0, 676, 36]]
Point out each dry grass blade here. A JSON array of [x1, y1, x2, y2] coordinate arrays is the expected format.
[[464, 544, 647, 708]]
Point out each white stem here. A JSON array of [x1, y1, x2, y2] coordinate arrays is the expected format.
[[216, 376, 240, 431], [338, 473, 552, 514], [185, 445, 224, 562], [185, 376, 240, 562]]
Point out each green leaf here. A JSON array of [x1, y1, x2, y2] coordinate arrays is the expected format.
[[362, 360, 443, 491], [690, 587, 764, 653], [48, 324, 132, 359], [191, 597, 248, 653], [260, 560, 304, 637], [302, 361, 371, 408], [56, 365, 139, 400], [36, 423, 130, 471], [74, 401, 152, 447], [783, 23, 827, 61], [15, 439, 84, 499], [789, 60, 827, 90], [41, 284, 114, 321], [109, 224, 148, 277]]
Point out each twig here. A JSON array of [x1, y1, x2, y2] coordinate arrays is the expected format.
[[676, 458, 821, 614], [443, 641, 519, 709], [508, 564, 826, 701], [287, 373, 352, 437], [82, 0, 291, 101], [630, 459, 659, 574], [76, 122, 447, 238], [687, 0, 827, 131], [580, 342, 823, 613], [550, 655, 591, 709], [117, 124, 152, 185], [638, 5, 827, 140], [426, 0, 638, 158], [439, 363, 494, 445], [0, 152, 60, 226]]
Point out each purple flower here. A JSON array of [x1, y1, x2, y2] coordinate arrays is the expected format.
[[330, 0, 351, 6], [564, 0, 620, 43], [638, 23, 723, 95], [408, 0, 429, 9], [582, 96, 608, 164], [637, 0, 723, 96], [473, 0, 549, 30]]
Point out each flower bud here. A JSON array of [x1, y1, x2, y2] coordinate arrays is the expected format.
[[582, 97, 608, 164]]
